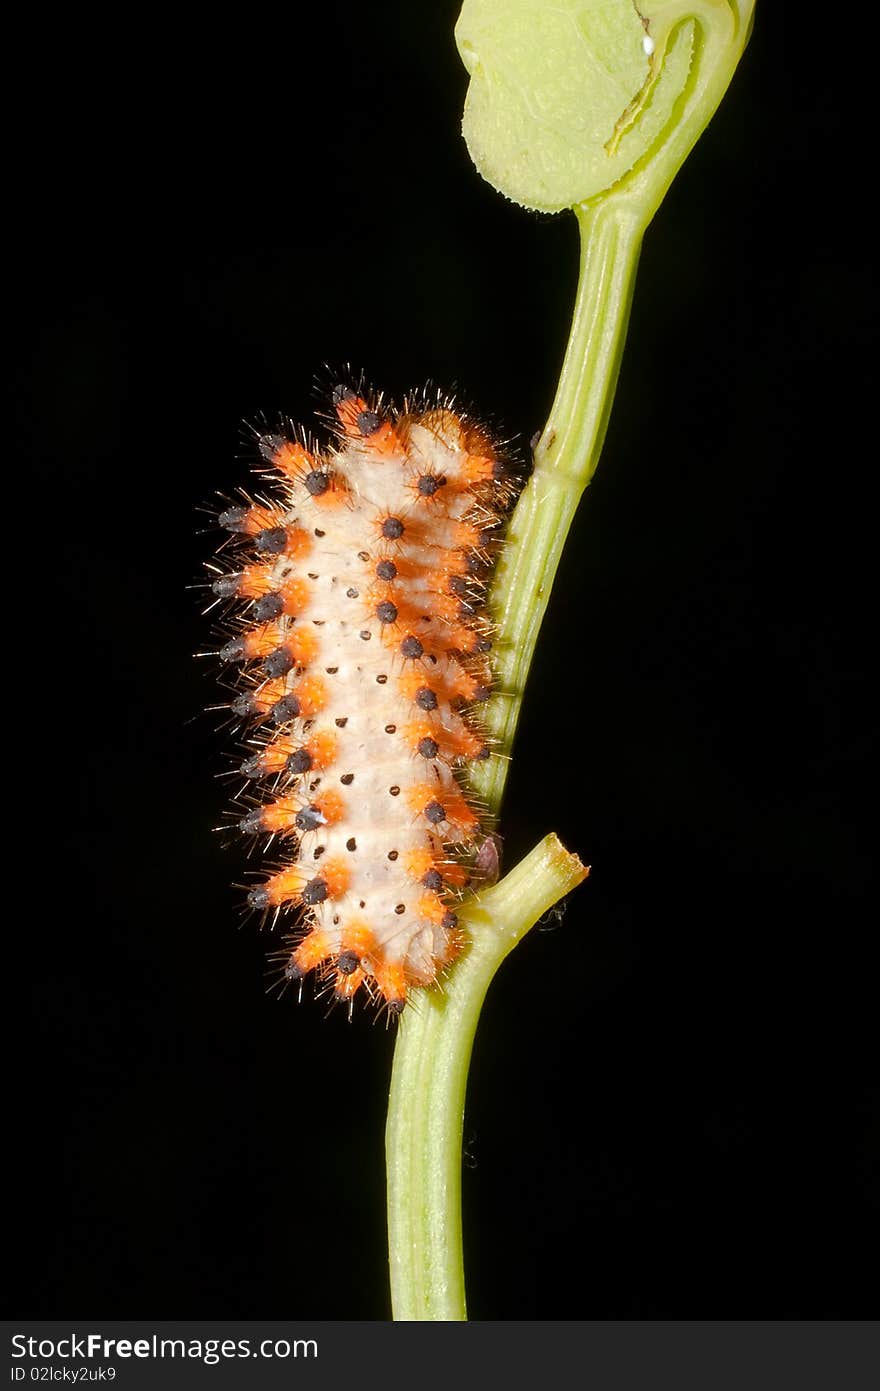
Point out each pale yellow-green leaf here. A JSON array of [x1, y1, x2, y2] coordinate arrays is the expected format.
[[456, 0, 754, 215]]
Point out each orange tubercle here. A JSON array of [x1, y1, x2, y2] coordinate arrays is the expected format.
[[440, 549, 471, 579], [245, 678, 288, 715], [237, 564, 275, 599], [405, 784, 433, 815], [416, 892, 446, 925], [239, 574, 309, 612], [334, 392, 369, 434], [306, 729, 338, 769], [283, 527, 313, 561], [462, 453, 496, 485], [295, 675, 326, 716], [335, 966, 365, 1000], [405, 784, 477, 832], [444, 621, 484, 654], [452, 520, 483, 550], [260, 796, 299, 833], [340, 919, 376, 959], [293, 929, 333, 974], [403, 718, 440, 753], [270, 440, 315, 479], [364, 420, 405, 456], [431, 593, 465, 625], [314, 788, 345, 825], [373, 960, 407, 1009], [235, 503, 280, 537], [263, 865, 308, 906], [319, 857, 350, 898], [403, 847, 435, 882], [399, 670, 426, 701], [446, 666, 490, 704], [280, 577, 311, 615], [242, 625, 284, 659], [311, 478, 350, 508], [442, 790, 481, 837], [287, 627, 320, 666], [335, 394, 403, 456], [448, 726, 489, 761], [248, 737, 293, 773]]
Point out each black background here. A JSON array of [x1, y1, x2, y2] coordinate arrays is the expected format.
[[11, 3, 876, 1319]]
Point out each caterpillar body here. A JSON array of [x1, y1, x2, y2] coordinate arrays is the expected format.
[[206, 383, 516, 1015]]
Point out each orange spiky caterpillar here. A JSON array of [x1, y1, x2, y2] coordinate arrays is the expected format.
[[206, 383, 517, 1015]]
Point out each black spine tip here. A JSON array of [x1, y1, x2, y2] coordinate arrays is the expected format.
[[263, 647, 294, 679], [254, 526, 288, 555], [337, 951, 359, 976], [304, 470, 330, 496], [376, 600, 398, 624], [212, 573, 242, 598], [218, 506, 249, 533], [301, 878, 328, 906], [286, 748, 313, 774], [257, 433, 286, 462], [219, 637, 247, 664], [253, 592, 284, 622], [356, 409, 381, 436], [270, 693, 301, 724]]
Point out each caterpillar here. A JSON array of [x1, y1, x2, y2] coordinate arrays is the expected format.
[[204, 382, 517, 1015]]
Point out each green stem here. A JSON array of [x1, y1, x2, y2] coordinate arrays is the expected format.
[[472, 198, 645, 812], [386, 834, 588, 1320]]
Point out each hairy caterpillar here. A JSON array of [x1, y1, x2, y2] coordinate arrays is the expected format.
[[204, 382, 517, 1015]]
